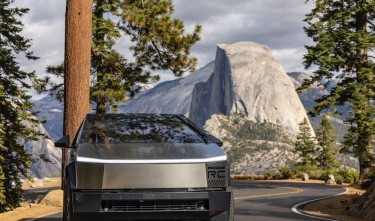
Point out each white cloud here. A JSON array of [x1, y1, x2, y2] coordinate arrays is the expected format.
[[12, 0, 316, 99], [273, 48, 307, 72]]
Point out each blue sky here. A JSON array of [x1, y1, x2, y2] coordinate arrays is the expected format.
[[15, 0, 314, 99]]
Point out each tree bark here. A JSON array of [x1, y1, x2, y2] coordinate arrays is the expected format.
[[354, 0, 374, 181], [62, 0, 93, 187]]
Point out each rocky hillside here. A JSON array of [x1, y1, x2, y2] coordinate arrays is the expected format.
[[32, 93, 64, 141], [20, 122, 61, 178], [118, 61, 215, 115], [204, 114, 298, 173]]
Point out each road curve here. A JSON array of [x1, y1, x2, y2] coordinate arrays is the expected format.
[[32, 180, 345, 221], [233, 180, 344, 221]]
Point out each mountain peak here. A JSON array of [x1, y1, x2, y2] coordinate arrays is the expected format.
[[217, 41, 274, 58], [190, 41, 313, 135]]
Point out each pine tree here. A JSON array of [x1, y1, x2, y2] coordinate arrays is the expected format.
[[294, 118, 317, 166], [0, 0, 44, 211], [316, 115, 340, 170], [0, 112, 5, 205], [302, 0, 375, 180], [46, 0, 201, 113]]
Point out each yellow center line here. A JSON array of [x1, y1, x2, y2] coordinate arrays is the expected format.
[[234, 186, 304, 200]]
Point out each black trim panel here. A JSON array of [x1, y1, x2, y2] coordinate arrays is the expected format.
[[72, 190, 231, 220]]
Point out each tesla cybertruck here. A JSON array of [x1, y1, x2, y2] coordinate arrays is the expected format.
[[55, 114, 233, 221]]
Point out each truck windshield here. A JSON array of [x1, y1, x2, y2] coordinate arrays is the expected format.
[[75, 114, 226, 160], [78, 114, 204, 144]]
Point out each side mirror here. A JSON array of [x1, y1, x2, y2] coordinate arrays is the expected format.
[[54, 135, 72, 148], [209, 135, 223, 147]]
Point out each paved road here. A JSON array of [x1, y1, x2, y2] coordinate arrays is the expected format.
[[32, 180, 345, 221], [233, 181, 344, 221]]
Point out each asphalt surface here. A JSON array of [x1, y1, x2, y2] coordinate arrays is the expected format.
[[232, 181, 344, 221], [31, 180, 345, 221]]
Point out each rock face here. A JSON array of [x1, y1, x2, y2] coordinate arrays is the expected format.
[[121, 42, 313, 136], [32, 93, 64, 141], [119, 61, 215, 115], [191, 42, 312, 135], [21, 123, 62, 178], [349, 180, 375, 221]]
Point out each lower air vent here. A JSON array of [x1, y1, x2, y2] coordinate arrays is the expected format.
[[207, 179, 226, 188], [101, 200, 208, 212]]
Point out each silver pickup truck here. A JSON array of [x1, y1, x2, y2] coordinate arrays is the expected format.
[[55, 114, 233, 221]]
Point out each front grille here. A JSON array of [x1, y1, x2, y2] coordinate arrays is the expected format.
[[101, 200, 208, 212]]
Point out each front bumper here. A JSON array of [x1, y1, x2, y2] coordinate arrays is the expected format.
[[72, 190, 231, 220]]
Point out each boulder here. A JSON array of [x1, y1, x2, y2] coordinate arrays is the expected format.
[[302, 173, 309, 181], [326, 174, 336, 184]]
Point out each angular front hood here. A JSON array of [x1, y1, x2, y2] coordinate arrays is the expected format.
[[77, 143, 226, 163]]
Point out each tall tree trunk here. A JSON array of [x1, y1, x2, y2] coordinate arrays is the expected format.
[[62, 0, 93, 187], [354, 0, 374, 181]]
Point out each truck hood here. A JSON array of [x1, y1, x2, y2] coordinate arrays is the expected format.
[[76, 143, 226, 163]]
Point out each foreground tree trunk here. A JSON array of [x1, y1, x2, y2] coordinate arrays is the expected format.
[[62, 0, 93, 187]]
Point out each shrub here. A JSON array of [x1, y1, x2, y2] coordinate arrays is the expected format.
[[293, 164, 322, 179], [320, 168, 359, 184], [264, 170, 282, 180], [278, 166, 293, 179], [309, 169, 323, 180], [336, 168, 359, 184], [230, 174, 264, 180]]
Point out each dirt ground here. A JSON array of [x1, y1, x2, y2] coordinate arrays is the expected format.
[[303, 185, 366, 221], [0, 178, 63, 221], [0, 178, 366, 220], [0, 202, 62, 221]]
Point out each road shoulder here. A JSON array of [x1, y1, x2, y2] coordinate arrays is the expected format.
[[302, 186, 365, 221]]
